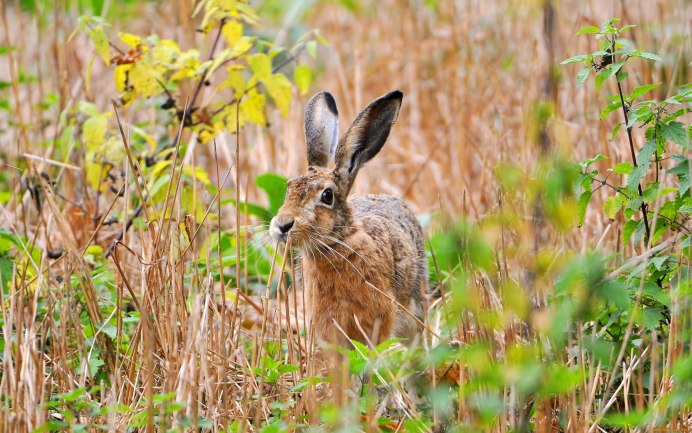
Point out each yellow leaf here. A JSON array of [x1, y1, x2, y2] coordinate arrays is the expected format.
[[150, 160, 173, 180], [151, 39, 179, 64], [265, 73, 292, 117], [89, 26, 111, 65], [216, 103, 240, 133], [102, 136, 125, 163], [85, 156, 112, 192], [198, 125, 217, 144], [240, 89, 266, 125], [170, 49, 200, 82], [222, 20, 243, 46], [220, 67, 246, 99], [293, 65, 312, 96], [118, 32, 141, 48], [182, 166, 211, 185], [83, 116, 108, 147], [128, 62, 162, 99], [114, 64, 132, 93], [229, 36, 254, 57], [248, 53, 271, 82]]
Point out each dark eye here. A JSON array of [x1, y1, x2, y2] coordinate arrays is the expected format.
[[321, 188, 334, 205]]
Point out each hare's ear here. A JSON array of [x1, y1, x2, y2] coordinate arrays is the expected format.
[[333, 90, 402, 192], [305, 92, 339, 168]]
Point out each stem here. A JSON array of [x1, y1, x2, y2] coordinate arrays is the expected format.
[[616, 75, 652, 243], [188, 18, 227, 114]]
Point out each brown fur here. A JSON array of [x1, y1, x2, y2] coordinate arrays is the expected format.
[[270, 91, 427, 347]]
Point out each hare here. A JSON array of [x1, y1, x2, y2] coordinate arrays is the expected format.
[[269, 90, 428, 347]]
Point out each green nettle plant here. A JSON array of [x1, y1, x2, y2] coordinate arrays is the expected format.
[[564, 18, 691, 419]]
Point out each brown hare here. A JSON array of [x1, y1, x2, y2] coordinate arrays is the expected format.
[[269, 90, 428, 347]]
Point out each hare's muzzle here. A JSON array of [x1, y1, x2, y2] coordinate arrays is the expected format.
[[269, 217, 295, 242]]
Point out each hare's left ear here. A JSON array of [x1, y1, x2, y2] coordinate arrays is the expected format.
[[305, 92, 339, 168], [334, 90, 402, 192]]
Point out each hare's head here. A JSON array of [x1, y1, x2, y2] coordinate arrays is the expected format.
[[269, 90, 403, 247]]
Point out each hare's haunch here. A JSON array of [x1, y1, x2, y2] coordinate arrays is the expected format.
[[270, 90, 428, 347]]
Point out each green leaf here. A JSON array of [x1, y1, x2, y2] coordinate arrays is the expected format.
[[576, 25, 600, 35], [306, 40, 317, 59], [293, 65, 312, 96], [628, 82, 661, 102], [630, 51, 662, 62], [594, 68, 610, 92], [661, 121, 688, 147], [576, 68, 591, 87], [642, 307, 664, 330], [579, 154, 607, 169], [83, 115, 108, 147], [612, 162, 633, 174], [626, 140, 656, 193], [255, 173, 288, 215], [600, 101, 621, 120], [601, 279, 630, 310], [577, 191, 591, 227], [561, 54, 590, 65], [88, 26, 111, 65], [610, 123, 622, 141], [224, 200, 273, 223], [622, 220, 639, 245], [603, 196, 622, 220]]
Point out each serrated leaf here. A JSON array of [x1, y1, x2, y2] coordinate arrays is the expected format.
[[293, 65, 312, 96], [594, 68, 610, 92], [561, 54, 590, 65], [600, 101, 621, 120], [626, 140, 656, 193], [118, 32, 141, 48], [631, 51, 662, 62], [628, 82, 661, 102], [240, 89, 266, 125], [577, 190, 591, 227], [248, 53, 271, 82], [661, 121, 688, 147], [642, 307, 663, 330], [222, 20, 243, 47], [265, 73, 292, 117], [576, 68, 590, 86], [603, 196, 622, 219], [622, 220, 639, 245], [579, 154, 607, 169], [221, 68, 246, 99], [576, 25, 600, 35], [612, 162, 633, 174], [83, 116, 108, 147], [88, 26, 111, 65]]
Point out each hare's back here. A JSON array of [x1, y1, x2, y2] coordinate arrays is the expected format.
[[350, 195, 423, 244]]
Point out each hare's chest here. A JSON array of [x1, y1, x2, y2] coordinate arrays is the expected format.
[[303, 263, 395, 345]]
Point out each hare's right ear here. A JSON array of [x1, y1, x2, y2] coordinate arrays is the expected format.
[[304, 92, 339, 168], [333, 90, 402, 193]]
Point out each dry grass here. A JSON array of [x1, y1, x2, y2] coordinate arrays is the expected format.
[[0, 0, 690, 432]]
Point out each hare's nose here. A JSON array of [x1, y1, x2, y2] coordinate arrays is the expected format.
[[278, 220, 294, 234]]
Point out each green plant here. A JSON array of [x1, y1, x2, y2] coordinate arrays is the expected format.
[[564, 18, 691, 424]]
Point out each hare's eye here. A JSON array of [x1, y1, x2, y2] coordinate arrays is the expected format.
[[321, 188, 334, 205]]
